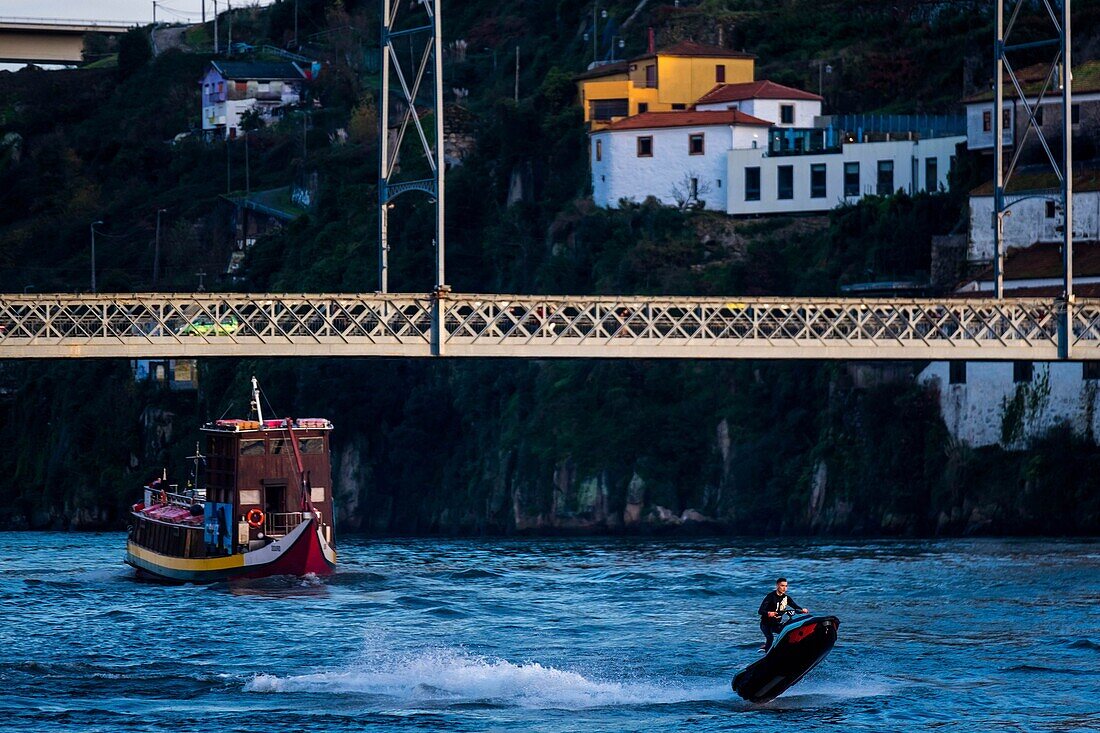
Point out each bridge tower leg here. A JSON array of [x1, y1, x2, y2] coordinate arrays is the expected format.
[[379, 0, 447, 353], [994, 0, 1073, 357]]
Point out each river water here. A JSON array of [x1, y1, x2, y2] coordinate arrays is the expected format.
[[1, 533, 1097, 731]]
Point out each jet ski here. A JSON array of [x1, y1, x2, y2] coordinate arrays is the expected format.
[[732, 608, 839, 703]]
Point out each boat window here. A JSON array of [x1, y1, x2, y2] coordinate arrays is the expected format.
[[240, 439, 266, 456], [239, 489, 261, 505], [299, 438, 324, 454]]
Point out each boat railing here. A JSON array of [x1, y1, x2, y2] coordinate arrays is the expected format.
[[144, 485, 205, 507], [265, 511, 304, 538]]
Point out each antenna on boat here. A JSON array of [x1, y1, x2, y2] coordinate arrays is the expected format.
[[186, 441, 206, 499], [250, 375, 264, 424]]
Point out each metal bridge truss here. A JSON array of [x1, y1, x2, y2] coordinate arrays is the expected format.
[[1, 293, 1098, 360]]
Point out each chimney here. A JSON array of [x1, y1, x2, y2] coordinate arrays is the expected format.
[[647, 27, 655, 54]]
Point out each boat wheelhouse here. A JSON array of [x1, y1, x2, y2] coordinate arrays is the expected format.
[[125, 378, 336, 582]]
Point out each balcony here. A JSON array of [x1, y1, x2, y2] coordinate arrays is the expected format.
[[768, 128, 842, 157]]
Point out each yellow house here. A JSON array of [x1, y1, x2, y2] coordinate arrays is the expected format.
[[576, 41, 756, 129]]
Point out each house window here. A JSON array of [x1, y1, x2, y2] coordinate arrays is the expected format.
[[716, 64, 726, 83], [745, 167, 761, 201], [777, 165, 794, 199], [645, 64, 657, 88], [1072, 103, 1080, 124], [671, 103, 687, 111], [876, 160, 894, 195], [689, 133, 705, 155], [1003, 109, 1011, 129], [590, 98, 628, 120], [1083, 362, 1100, 381], [1013, 361, 1033, 384], [925, 157, 938, 191], [780, 104, 795, 124], [982, 109, 992, 132], [637, 136, 653, 157], [810, 163, 827, 198], [843, 162, 859, 197], [595, 139, 602, 162], [949, 361, 966, 385], [638, 102, 649, 114], [1046, 200, 1056, 218]]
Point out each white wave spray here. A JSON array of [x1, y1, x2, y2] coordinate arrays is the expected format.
[[245, 646, 729, 709]]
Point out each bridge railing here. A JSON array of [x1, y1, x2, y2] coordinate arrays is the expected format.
[[0, 292, 1093, 359]]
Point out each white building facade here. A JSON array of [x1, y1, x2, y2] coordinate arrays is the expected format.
[[201, 61, 306, 139], [725, 135, 964, 216], [968, 186, 1100, 262], [919, 360, 1100, 448], [590, 110, 771, 209]]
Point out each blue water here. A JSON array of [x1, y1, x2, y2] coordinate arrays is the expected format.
[[1, 534, 1097, 732]]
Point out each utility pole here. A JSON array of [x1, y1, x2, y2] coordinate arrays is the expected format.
[[153, 208, 166, 288], [227, 1, 233, 56], [213, 0, 219, 54], [293, 0, 299, 49], [152, 1, 157, 24], [226, 134, 232, 193], [244, 131, 250, 195], [195, 270, 207, 292], [592, 4, 597, 61], [202, 0, 205, 25], [90, 221, 104, 294], [514, 46, 520, 102]]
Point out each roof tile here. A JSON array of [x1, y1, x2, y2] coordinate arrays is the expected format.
[[599, 110, 773, 131], [696, 80, 822, 105]]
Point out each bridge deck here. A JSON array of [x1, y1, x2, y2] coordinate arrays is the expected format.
[[0, 293, 1094, 360]]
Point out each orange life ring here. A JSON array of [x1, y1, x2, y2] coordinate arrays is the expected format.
[[246, 508, 265, 528]]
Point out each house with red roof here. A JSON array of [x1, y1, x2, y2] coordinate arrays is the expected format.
[[694, 80, 823, 128], [590, 109, 771, 209]]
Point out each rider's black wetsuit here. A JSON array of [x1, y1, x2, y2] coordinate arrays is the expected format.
[[758, 591, 806, 651]]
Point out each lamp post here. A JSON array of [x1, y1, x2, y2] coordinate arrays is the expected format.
[[153, 208, 167, 288], [90, 220, 104, 294], [817, 60, 833, 99]]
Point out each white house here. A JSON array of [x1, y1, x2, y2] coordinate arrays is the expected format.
[[919, 241, 1100, 448], [694, 79, 822, 127], [590, 110, 771, 209], [201, 61, 307, 139], [963, 60, 1100, 152], [967, 168, 1100, 262], [725, 134, 964, 216]]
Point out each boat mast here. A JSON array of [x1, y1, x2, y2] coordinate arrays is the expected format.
[[186, 441, 206, 499], [250, 375, 264, 424]]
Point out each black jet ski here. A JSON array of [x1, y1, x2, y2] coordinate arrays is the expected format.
[[732, 608, 839, 703]]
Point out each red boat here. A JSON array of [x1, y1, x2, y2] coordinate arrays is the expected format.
[[125, 377, 337, 582]]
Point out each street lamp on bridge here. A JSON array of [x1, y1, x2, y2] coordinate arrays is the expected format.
[[90, 220, 104, 294]]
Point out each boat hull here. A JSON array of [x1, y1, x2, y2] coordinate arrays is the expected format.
[[125, 516, 336, 583], [732, 614, 840, 703]]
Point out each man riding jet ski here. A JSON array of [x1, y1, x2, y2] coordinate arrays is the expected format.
[[732, 578, 840, 703]]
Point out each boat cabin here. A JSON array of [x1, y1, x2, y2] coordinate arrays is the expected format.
[[202, 418, 335, 555]]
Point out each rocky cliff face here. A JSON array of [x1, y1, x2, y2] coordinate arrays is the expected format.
[[320, 361, 1100, 537]]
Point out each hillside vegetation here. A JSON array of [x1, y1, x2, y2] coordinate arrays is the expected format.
[[0, 1, 1098, 534]]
